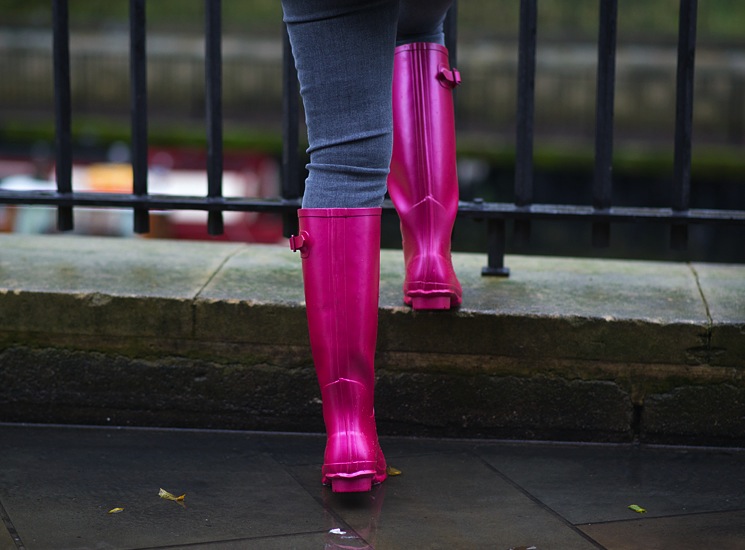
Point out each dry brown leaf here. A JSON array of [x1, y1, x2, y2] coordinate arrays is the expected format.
[[158, 488, 186, 502]]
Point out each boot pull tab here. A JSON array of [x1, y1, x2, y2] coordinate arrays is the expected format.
[[437, 66, 462, 89], [289, 231, 310, 258]]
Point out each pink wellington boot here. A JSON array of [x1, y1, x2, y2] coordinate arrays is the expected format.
[[388, 42, 463, 310], [290, 208, 387, 493]]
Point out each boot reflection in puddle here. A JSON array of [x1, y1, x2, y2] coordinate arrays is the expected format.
[[323, 482, 387, 549]]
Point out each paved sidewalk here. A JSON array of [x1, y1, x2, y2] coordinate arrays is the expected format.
[[1, 423, 744, 549]]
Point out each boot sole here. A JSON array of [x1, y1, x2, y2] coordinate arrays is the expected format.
[[411, 296, 452, 310], [330, 475, 374, 493], [405, 290, 462, 311]]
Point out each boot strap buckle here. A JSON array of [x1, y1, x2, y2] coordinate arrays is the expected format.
[[289, 231, 310, 258], [437, 67, 462, 89]]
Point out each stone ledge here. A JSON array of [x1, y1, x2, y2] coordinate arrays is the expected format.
[[0, 234, 743, 444]]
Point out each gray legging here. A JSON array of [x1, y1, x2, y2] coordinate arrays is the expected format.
[[281, 0, 454, 208]]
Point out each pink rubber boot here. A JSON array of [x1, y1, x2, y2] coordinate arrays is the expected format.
[[290, 208, 387, 493], [388, 42, 463, 310]]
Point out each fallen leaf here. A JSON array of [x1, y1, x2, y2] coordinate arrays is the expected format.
[[628, 504, 647, 513], [386, 466, 402, 476], [159, 488, 186, 502], [108, 507, 124, 514]]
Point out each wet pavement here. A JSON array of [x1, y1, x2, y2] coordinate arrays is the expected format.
[[1, 424, 744, 549]]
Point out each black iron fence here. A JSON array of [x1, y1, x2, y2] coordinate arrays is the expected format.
[[1, 0, 744, 275]]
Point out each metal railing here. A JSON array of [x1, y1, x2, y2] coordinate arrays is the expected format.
[[1, 0, 744, 276]]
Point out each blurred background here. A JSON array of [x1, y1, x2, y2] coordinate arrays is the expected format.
[[1, 0, 744, 261]]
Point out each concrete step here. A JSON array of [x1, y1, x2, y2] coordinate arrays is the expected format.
[[0, 234, 743, 445]]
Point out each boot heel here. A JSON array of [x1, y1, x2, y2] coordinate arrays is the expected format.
[[331, 476, 373, 493], [411, 296, 451, 310]]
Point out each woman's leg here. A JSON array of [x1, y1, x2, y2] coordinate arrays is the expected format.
[[396, 0, 452, 45], [388, 0, 463, 310], [282, 0, 399, 208]]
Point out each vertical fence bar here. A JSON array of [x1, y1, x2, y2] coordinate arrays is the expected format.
[[513, 0, 537, 245], [671, 0, 697, 250], [281, 24, 302, 237], [483, 0, 536, 277], [130, 0, 149, 234], [52, 0, 73, 231], [484, 0, 535, 277], [205, 0, 224, 235], [592, 0, 617, 248], [482, 220, 510, 277]]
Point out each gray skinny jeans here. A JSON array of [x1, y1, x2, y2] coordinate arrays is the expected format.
[[281, 0, 454, 208]]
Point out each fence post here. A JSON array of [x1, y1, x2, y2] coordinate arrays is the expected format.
[[281, 25, 302, 238], [130, 0, 149, 234], [482, 219, 510, 277], [52, 0, 73, 231], [205, 0, 224, 235], [513, 0, 537, 248], [592, 0, 618, 248], [671, 0, 698, 250]]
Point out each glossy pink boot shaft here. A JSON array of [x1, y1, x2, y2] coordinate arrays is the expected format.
[[388, 42, 463, 310], [290, 208, 387, 492]]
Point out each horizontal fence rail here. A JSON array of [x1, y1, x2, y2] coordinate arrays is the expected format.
[[1, 0, 744, 275]]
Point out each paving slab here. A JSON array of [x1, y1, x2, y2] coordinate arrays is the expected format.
[[693, 262, 745, 325], [288, 454, 599, 550], [692, 262, 745, 367], [454, 254, 706, 322], [0, 234, 243, 346], [0, 426, 327, 549], [379, 252, 709, 366], [0, 233, 241, 298], [194, 244, 308, 351], [579, 510, 745, 550], [0, 513, 17, 550], [475, 442, 745, 524], [197, 242, 305, 305]]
